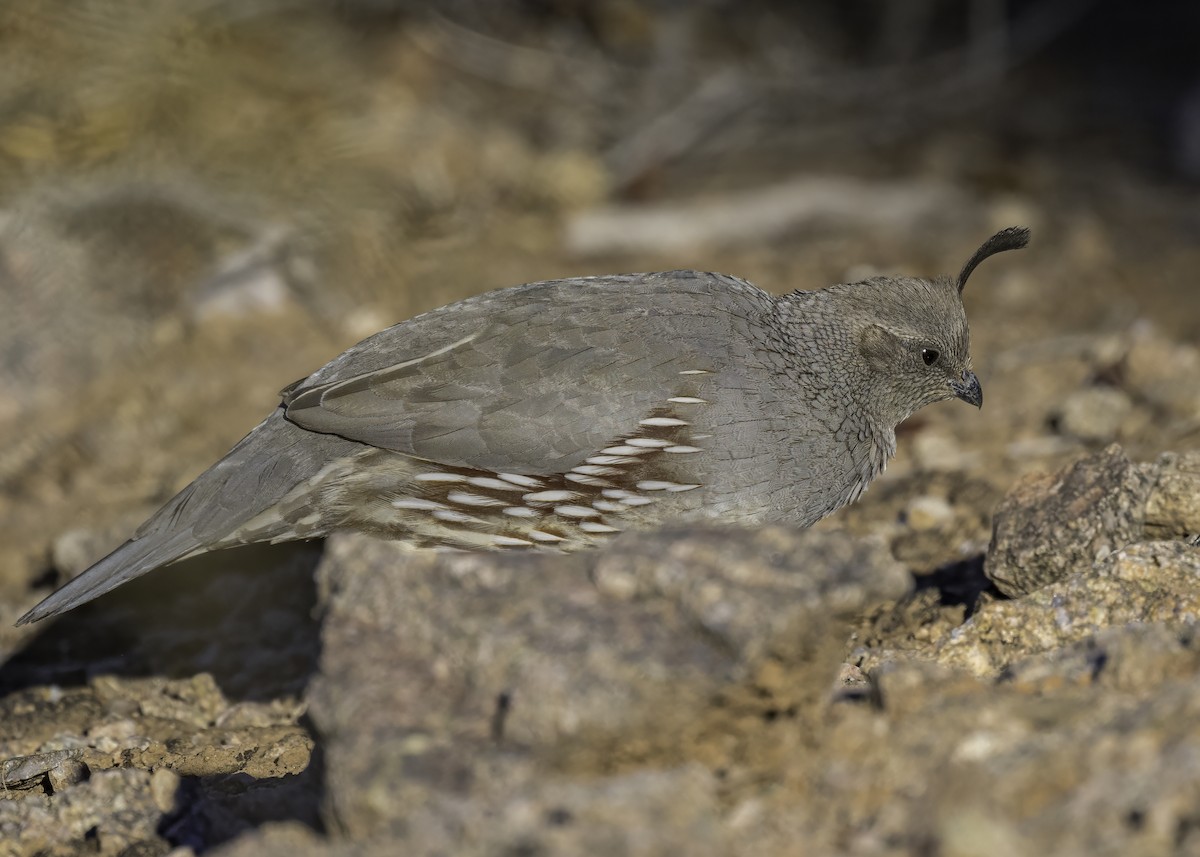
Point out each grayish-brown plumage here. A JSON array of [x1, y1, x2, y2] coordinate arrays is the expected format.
[[18, 227, 1029, 625]]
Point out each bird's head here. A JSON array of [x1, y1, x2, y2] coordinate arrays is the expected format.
[[831, 227, 1029, 426]]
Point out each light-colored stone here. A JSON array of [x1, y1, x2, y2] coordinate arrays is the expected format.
[[906, 494, 955, 531], [1145, 451, 1200, 538], [1057, 386, 1133, 443]]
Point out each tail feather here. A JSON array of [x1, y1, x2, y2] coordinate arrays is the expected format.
[[16, 530, 204, 625], [17, 410, 363, 625]]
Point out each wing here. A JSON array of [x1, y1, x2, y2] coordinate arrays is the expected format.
[[283, 272, 769, 475]]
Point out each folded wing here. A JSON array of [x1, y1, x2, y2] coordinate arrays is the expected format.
[[284, 274, 745, 474]]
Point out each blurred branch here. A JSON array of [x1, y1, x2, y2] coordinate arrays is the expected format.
[[565, 175, 968, 256], [603, 69, 754, 194], [752, 0, 1095, 106], [408, 12, 630, 98], [410, 0, 1094, 192]]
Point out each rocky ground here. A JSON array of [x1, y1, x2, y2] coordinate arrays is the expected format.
[[2, 3, 1200, 856]]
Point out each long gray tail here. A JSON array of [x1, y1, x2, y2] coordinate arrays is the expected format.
[[17, 410, 361, 625]]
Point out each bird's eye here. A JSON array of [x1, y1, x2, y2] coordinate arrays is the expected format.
[[921, 348, 939, 366]]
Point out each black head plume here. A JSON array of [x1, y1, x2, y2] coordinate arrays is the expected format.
[[957, 226, 1030, 294]]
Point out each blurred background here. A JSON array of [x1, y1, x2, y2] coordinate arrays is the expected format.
[[1, 0, 1199, 620]]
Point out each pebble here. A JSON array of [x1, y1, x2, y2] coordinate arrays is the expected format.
[[905, 495, 955, 531], [150, 767, 181, 813], [1057, 386, 1133, 443], [912, 432, 979, 472], [47, 758, 88, 793]]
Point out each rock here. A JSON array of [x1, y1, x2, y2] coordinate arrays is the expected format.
[[1000, 621, 1200, 695], [927, 638, 1200, 856], [1004, 435, 1078, 462], [305, 526, 908, 842], [0, 767, 175, 855], [904, 494, 955, 531], [210, 768, 726, 857], [943, 541, 1200, 675], [150, 767, 181, 814], [93, 673, 229, 730], [208, 823, 331, 857], [1123, 326, 1200, 418], [815, 620, 1200, 857], [0, 670, 314, 782], [407, 765, 727, 857], [1055, 386, 1133, 443], [50, 527, 123, 577], [985, 444, 1151, 596], [0, 749, 84, 792], [46, 757, 89, 794], [590, 526, 910, 667], [911, 431, 980, 472], [1145, 450, 1200, 539], [85, 717, 144, 754]]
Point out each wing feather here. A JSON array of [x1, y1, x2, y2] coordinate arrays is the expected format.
[[283, 273, 768, 475]]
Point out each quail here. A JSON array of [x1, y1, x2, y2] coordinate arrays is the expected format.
[[18, 227, 1029, 625]]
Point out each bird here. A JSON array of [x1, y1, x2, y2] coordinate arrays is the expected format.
[[17, 227, 1029, 626]]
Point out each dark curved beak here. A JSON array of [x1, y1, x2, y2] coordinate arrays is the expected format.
[[950, 370, 983, 408]]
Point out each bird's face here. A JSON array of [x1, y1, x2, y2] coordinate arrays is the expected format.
[[854, 276, 981, 424], [842, 226, 1030, 428]]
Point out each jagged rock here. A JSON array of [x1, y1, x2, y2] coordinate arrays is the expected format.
[[1145, 451, 1200, 539], [985, 444, 1152, 596], [944, 540, 1200, 675], [305, 526, 907, 841], [0, 767, 176, 856]]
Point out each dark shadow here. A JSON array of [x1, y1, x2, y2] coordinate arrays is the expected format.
[[161, 736, 327, 852], [0, 541, 324, 700], [912, 552, 1001, 619]]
